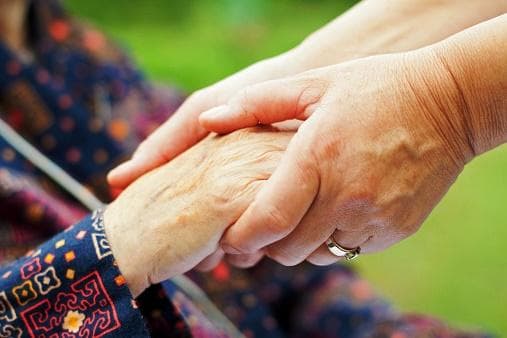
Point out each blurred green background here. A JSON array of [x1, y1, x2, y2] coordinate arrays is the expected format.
[[65, 0, 507, 335]]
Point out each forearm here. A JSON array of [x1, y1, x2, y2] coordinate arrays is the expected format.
[[429, 14, 507, 159], [289, 0, 507, 69]]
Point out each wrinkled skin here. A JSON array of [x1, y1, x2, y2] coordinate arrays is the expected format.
[[104, 127, 293, 297]]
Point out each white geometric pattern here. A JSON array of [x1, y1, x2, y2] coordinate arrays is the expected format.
[[0, 325, 22, 338], [34, 267, 61, 295], [92, 233, 112, 260], [0, 291, 16, 322], [91, 209, 105, 231]]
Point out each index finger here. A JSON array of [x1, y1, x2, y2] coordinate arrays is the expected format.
[[107, 97, 209, 188]]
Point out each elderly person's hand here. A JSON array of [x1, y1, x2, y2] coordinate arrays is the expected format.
[[103, 127, 293, 297], [199, 15, 507, 265]]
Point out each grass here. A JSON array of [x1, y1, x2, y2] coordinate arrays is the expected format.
[[66, 0, 507, 335]]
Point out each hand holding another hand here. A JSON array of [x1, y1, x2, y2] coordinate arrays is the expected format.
[[103, 127, 293, 297], [204, 15, 507, 265], [202, 49, 473, 265], [107, 13, 507, 272]]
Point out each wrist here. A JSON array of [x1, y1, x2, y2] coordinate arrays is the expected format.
[[401, 49, 476, 169], [427, 15, 507, 158], [103, 203, 148, 298]]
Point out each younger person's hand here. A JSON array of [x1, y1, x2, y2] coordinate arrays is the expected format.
[[202, 15, 507, 265]]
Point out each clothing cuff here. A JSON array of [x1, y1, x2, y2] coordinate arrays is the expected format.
[[0, 209, 150, 337]]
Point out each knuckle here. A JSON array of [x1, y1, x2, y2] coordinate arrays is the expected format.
[[222, 238, 256, 255], [261, 204, 293, 236], [266, 246, 303, 266], [236, 87, 254, 114], [231, 86, 264, 123], [294, 77, 328, 117], [227, 253, 261, 268]]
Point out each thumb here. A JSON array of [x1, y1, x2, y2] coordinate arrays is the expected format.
[[199, 75, 327, 134]]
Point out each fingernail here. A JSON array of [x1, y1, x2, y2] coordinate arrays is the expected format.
[[221, 243, 241, 255], [200, 105, 230, 122]]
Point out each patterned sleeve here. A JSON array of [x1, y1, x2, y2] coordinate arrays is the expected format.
[[0, 210, 150, 337]]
